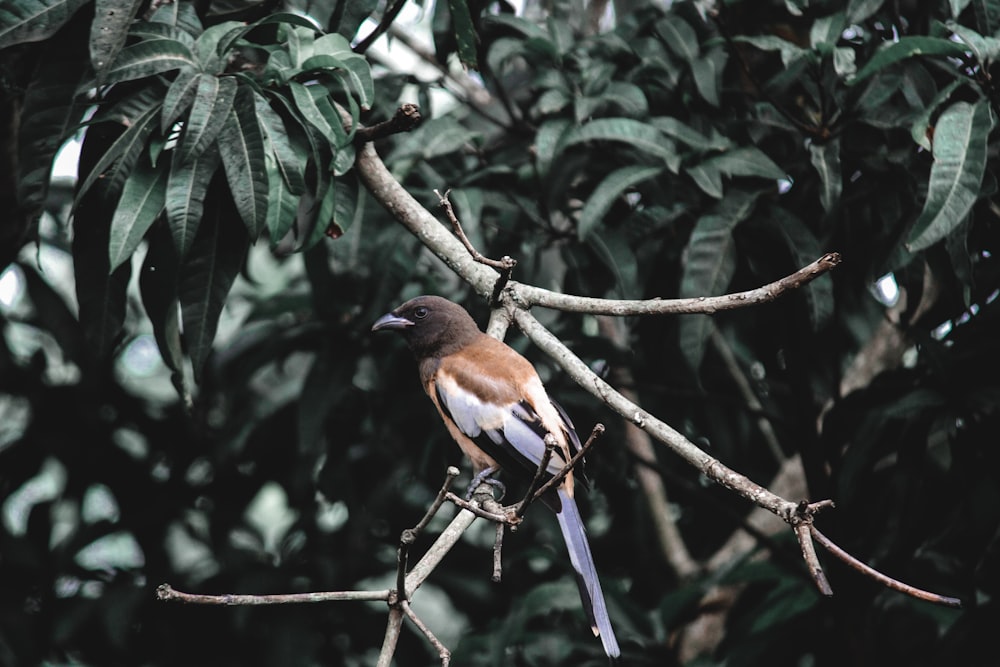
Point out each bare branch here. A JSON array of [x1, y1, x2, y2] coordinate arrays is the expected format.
[[511, 252, 842, 315], [794, 524, 833, 596], [355, 103, 422, 143], [434, 188, 516, 303], [531, 424, 605, 503], [401, 600, 451, 666], [156, 584, 389, 605], [515, 434, 558, 518], [810, 527, 963, 609]]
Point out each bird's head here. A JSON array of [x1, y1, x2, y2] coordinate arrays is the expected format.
[[371, 295, 479, 357]]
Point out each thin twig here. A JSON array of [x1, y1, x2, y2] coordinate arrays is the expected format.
[[156, 584, 389, 604], [376, 606, 405, 667], [434, 188, 517, 304], [811, 526, 963, 608], [513, 253, 842, 314], [492, 523, 505, 582], [412, 466, 462, 536], [444, 491, 517, 524], [354, 0, 409, 54], [794, 524, 833, 596], [401, 600, 452, 666], [531, 424, 605, 503], [515, 434, 558, 518]]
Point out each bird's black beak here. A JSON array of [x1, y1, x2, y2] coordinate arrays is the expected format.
[[371, 312, 414, 332]]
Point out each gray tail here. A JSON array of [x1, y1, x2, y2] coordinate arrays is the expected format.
[[555, 488, 620, 658]]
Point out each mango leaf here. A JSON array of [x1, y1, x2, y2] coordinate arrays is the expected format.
[[192, 20, 244, 71], [558, 118, 679, 168], [678, 191, 759, 370], [655, 16, 699, 63], [255, 93, 307, 194], [686, 161, 723, 198], [763, 206, 834, 330], [139, 223, 188, 402], [18, 24, 91, 219], [179, 188, 249, 383], [908, 100, 991, 252], [651, 117, 731, 151], [809, 138, 842, 212], [166, 147, 221, 257], [161, 68, 200, 133], [108, 155, 168, 271], [217, 84, 268, 237], [74, 198, 132, 364], [448, 0, 479, 70], [734, 35, 807, 67], [534, 118, 572, 177], [216, 11, 323, 57], [91, 0, 144, 78], [289, 80, 349, 148], [703, 146, 785, 179], [578, 166, 663, 240], [178, 74, 237, 164], [847, 0, 884, 23], [691, 49, 726, 107], [0, 0, 89, 48], [75, 103, 160, 207], [265, 156, 299, 245], [102, 37, 195, 84], [850, 37, 971, 85]]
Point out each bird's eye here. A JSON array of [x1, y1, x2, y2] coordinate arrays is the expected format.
[[413, 306, 429, 319]]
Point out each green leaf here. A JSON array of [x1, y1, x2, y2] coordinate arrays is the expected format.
[[850, 37, 971, 85], [578, 166, 663, 240], [179, 189, 250, 383], [289, 81, 349, 148], [91, 0, 144, 78], [448, 0, 479, 70], [764, 206, 835, 330], [691, 49, 726, 107], [161, 68, 200, 133], [75, 102, 161, 207], [678, 191, 759, 370], [166, 147, 221, 257], [0, 0, 89, 49], [908, 100, 992, 252], [534, 118, 572, 177], [809, 138, 842, 212], [139, 223, 188, 402], [847, 0, 884, 23], [910, 79, 963, 150], [255, 94, 307, 194], [558, 118, 679, 168], [108, 155, 168, 271], [74, 195, 132, 365], [265, 157, 299, 245], [217, 84, 268, 237], [651, 117, 731, 151], [655, 16, 700, 63], [103, 37, 195, 84], [703, 146, 785, 180], [192, 20, 244, 71], [686, 161, 723, 198], [18, 26, 91, 218], [178, 74, 237, 164], [734, 35, 807, 68]]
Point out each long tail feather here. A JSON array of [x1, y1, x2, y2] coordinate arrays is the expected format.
[[555, 488, 620, 658]]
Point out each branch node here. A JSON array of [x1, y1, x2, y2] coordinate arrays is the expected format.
[[355, 103, 422, 143]]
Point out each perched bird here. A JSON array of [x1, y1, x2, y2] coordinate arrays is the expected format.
[[372, 295, 620, 658]]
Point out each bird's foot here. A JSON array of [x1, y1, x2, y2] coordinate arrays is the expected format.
[[466, 466, 506, 501]]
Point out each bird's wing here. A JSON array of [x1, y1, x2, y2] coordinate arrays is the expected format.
[[431, 356, 572, 480]]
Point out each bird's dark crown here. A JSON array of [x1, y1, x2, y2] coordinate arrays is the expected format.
[[372, 295, 480, 357]]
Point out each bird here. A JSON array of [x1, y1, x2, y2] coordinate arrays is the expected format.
[[372, 295, 620, 658]]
